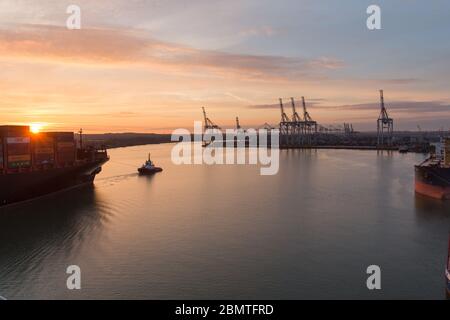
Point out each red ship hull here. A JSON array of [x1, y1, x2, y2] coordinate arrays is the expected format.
[[415, 180, 450, 200], [415, 164, 450, 200]]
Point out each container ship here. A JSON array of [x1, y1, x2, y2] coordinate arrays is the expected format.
[[415, 137, 450, 200], [0, 125, 109, 207]]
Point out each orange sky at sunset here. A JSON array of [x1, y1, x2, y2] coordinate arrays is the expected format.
[[1, 1, 450, 133]]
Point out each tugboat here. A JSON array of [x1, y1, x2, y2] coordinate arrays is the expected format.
[[138, 153, 162, 175], [398, 145, 409, 153]]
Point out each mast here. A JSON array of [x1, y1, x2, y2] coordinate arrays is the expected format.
[[79, 128, 83, 149]]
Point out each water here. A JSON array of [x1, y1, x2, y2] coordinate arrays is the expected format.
[[0, 144, 449, 299]]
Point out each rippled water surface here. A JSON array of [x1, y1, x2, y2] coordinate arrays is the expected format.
[[0, 144, 449, 299]]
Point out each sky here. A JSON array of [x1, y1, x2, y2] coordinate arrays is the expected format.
[[0, 0, 449, 133]]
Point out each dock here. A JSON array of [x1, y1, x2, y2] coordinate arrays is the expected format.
[[201, 90, 447, 153]]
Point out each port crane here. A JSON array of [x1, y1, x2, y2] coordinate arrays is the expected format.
[[202, 107, 221, 147], [279, 98, 291, 123], [301, 97, 317, 130], [202, 107, 221, 131], [290, 97, 303, 145], [343, 123, 354, 135], [235, 116, 247, 135], [259, 123, 276, 130], [290, 97, 302, 123], [277, 96, 318, 147], [377, 90, 394, 147], [279, 98, 292, 146], [235, 117, 241, 130], [301, 96, 317, 145]]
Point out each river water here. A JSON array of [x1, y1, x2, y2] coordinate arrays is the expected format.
[[0, 144, 449, 299]]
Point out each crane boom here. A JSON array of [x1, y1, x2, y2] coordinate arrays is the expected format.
[[302, 96, 313, 122], [202, 107, 208, 127], [279, 98, 290, 122], [202, 107, 220, 130], [379, 90, 390, 119], [291, 97, 302, 122]]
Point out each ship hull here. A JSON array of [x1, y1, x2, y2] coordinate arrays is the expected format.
[[447, 268, 450, 299], [415, 165, 450, 200], [0, 159, 107, 207], [138, 167, 163, 175]]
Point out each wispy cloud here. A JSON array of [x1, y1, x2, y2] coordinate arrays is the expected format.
[[239, 26, 277, 37], [248, 98, 325, 110], [249, 100, 450, 114], [382, 78, 423, 85], [0, 24, 344, 81], [317, 101, 450, 114]]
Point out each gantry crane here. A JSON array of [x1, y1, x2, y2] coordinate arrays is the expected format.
[[376, 90, 394, 147], [290, 97, 303, 145], [279, 98, 292, 146], [202, 107, 221, 147], [301, 96, 317, 145], [202, 107, 220, 131]]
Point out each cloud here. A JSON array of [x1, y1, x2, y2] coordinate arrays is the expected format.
[[248, 98, 324, 110], [0, 24, 344, 81], [250, 99, 450, 114], [382, 78, 423, 85], [0, 25, 152, 64], [316, 101, 450, 114], [307, 57, 344, 70], [239, 26, 277, 37], [224, 92, 254, 103]]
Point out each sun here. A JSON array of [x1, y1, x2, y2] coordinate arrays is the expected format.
[[30, 123, 44, 134]]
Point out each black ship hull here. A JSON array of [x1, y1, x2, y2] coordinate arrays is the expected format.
[[415, 164, 450, 200], [0, 159, 108, 207]]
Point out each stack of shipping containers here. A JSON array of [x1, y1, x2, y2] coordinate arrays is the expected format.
[[49, 132, 76, 167], [32, 133, 55, 168], [1, 126, 78, 173], [0, 126, 32, 172]]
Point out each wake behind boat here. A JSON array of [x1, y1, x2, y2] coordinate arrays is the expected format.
[[138, 153, 162, 175]]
